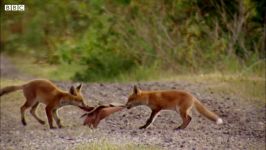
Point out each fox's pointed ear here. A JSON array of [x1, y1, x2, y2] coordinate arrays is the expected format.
[[76, 83, 83, 92], [69, 86, 76, 95], [133, 85, 140, 94]]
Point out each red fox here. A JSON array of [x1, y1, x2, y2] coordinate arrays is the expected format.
[[0, 79, 86, 129], [126, 86, 223, 129]]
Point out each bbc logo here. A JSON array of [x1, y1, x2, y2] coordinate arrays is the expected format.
[[5, 5, 25, 11]]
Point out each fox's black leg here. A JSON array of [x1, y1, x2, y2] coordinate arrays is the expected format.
[[30, 102, 45, 125], [46, 106, 56, 129], [52, 109, 63, 128], [139, 109, 160, 129], [21, 101, 33, 126], [175, 108, 192, 130]]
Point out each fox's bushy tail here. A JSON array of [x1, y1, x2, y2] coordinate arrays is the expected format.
[[194, 98, 223, 124], [0, 85, 23, 96]]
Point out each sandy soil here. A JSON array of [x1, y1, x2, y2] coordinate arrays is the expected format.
[[0, 56, 265, 150]]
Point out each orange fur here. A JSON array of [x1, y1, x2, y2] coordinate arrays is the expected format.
[[126, 86, 223, 130], [0, 79, 86, 129]]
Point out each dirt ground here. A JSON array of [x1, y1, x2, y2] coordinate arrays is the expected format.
[[0, 56, 265, 150]]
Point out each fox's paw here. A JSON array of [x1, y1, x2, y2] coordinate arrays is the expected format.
[[50, 126, 57, 129], [22, 119, 27, 126], [39, 120, 45, 125], [174, 126, 184, 130], [174, 127, 181, 131], [139, 126, 147, 129], [58, 125, 64, 128]]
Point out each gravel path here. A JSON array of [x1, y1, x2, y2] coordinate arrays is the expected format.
[[0, 56, 265, 150]]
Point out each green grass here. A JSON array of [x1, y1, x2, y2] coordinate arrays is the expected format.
[[8, 54, 164, 82], [75, 139, 160, 150], [0, 79, 25, 102], [4, 55, 266, 105], [167, 73, 265, 105], [9, 55, 85, 81], [209, 76, 264, 100], [0, 79, 25, 88], [115, 65, 164, 82]]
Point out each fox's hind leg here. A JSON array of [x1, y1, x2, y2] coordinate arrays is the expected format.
[[21, 101, 33, 126], [30, 102, 45, 125], [175, 106, 192, 130], [21, 88, 36, 126]]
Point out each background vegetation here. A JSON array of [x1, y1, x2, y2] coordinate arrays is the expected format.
[[1, 0, 265, 82]]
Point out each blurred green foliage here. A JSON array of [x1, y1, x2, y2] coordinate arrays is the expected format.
[[1, 0, 265, 81]]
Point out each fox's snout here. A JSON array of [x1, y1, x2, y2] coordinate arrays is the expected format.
[[77, 101, 86, 107]]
